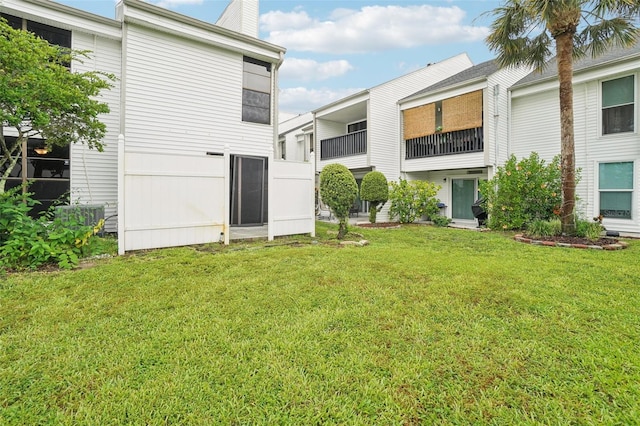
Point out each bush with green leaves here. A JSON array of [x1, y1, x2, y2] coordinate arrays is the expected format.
[[319, 164, 358, 239], [527, 216, 604, 241], [527, 218, 562, 237], [360, 171, 388, 224], [0, 188, 103, 270], [479, 153, 563, 230], [431, 215, 452, 227], [388, 179, 441, 224], [576, 218, 605, 241]]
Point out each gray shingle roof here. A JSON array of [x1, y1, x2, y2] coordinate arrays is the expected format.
[[402, 59, 500, 101], [512, 40, 640, 88]]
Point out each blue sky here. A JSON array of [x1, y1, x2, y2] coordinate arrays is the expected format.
[[57, 0, 502, 116]]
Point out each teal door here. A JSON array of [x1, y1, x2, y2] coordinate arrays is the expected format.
[[452, 179, 476, 220]]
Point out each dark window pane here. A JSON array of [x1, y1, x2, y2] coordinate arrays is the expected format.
[[347, 120, 367, 133], [603, 104, 634, 134], [1, 13, 23, 30], [242, 105, 270, 124], [27, 20, 71, 48], [600, 192, 632, 219], [242, 89, 270, 124], [242, 89, 270, 108]]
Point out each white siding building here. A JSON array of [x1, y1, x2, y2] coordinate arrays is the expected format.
[[2, 0, 315, 253], [313, 53, 474, 220], [278, 112, 314, 163], [510, 42, 640, 235], [399, 60, 531, 226]]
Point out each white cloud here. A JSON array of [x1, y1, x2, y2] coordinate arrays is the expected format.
[[279, 86, 364, 115], [260, 9, 313, 31], [280, 58, 354, 82], [261, 5, 489, 54]]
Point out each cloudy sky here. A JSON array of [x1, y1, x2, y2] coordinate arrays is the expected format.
[[57, 0, 502, 116]]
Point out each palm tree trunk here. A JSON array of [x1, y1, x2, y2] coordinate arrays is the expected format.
[[556, 32, 577, 236]]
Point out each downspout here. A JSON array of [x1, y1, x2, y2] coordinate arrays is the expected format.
[[272, 51, 284, 155], [492, 84, 500, 180], [117, 1, 127, 255]]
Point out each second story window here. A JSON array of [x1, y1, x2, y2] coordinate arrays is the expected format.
[[1, 13, 71, 48], [602, 75, 634, 135], [347, 120, 366, 133], [242, 56, 271, 125]]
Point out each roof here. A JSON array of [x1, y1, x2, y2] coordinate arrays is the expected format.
[[402, 59, 500, 101], [512, 40, 640, 89]]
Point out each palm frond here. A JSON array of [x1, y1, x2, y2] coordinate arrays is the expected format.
[[578, 18, 639, 57], [592, 0, 640, 18]]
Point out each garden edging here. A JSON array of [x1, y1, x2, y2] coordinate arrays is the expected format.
[[514, 234, 628, 250]]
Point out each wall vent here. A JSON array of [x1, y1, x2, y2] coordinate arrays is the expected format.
[[55, 205, 105, 229]]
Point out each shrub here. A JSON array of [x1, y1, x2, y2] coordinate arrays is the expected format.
[[319, 164, 358, 239], [388, 179, 441, 224], [431, 215, 452, 227], [360, 171, 388, 224], [576, 218, 605, 241], [480, 153, 563, 230], [527, 218, 562, 237], [0, 189, 103, 270]]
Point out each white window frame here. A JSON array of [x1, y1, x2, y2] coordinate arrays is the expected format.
[[597, 160, 635, 221], [600, 74, 636, 136]]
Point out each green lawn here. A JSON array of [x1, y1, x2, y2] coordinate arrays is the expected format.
[[1, 223, 639, 424]]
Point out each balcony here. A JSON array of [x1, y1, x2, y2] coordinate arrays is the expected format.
[[320, 130, 367, 160], [405, 127, 483, 159]]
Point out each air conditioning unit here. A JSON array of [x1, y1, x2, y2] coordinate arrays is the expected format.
[[55, 204, 105, 231]]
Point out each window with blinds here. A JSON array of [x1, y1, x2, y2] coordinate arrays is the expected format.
[[602, 75, 635, 135]]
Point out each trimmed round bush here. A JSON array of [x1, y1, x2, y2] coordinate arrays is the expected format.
[[319, 164, 358, 239], [360, 171, 388, 223]]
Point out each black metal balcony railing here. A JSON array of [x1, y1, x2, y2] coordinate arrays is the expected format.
[[405, 127, 483, 159], [320, 130, 367, 160]]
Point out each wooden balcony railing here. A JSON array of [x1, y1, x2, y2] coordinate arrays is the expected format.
[[405, 127, 483, 159], [320, 130, 367, 160]]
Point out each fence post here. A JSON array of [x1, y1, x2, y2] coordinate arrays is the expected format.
[[267, 146, 275, 241], [309, 152, 316, 237], [223, 145, 230, 245], [117, 134, 125, 255]]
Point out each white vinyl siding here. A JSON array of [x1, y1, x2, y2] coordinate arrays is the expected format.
[[510, 90, 561, 160], [70, 32, 122, 232], [123, 25, 274, 158], [511, 64, 640, 233]]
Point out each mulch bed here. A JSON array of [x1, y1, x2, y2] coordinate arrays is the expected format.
[[515, 234, 628, 250], [356, 222, 402, 228]]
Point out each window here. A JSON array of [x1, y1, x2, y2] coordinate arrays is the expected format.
[[599, 162, 633, 219], [242, 57, 271, 125], [602, 75, 634, 135], [0, 137, 71, 215], [347, 120, 366, 133], [278, 138, 286, 160], [1, 13, 71, 48]]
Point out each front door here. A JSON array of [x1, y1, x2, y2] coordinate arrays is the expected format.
[[452, 178, 476, 220], [230, 155, 268, 226]]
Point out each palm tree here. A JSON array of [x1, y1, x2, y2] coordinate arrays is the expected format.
[[486, 0, 639, 235]]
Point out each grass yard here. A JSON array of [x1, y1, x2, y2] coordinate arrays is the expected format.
[[1, 222, 639, 424]]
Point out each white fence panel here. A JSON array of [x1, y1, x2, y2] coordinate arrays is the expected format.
[[120, 146, 227, 252], [269, 155, 315, 239]]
